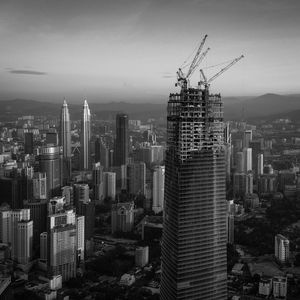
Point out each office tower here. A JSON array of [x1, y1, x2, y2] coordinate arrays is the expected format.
[[0, 209, 31, 263], [135, 246, 149, 267], [224, 123, 232, 184], [152, 165, 165, 214], [109, 149, 114, 167], [227, 214, 234, 244], [275, 234, 289, 263], [246, 172, 253, 194], [0, 210, 11, 243], [48, 208, 77, 281], [233, 138, 243, 153], [39, 146, 62, 198], [60, 100, 72, 184], [259, 174, 277, 195], [103, 172, 116, 201], [24, 132, 34, 154], [127, 162, 146, 196], [78, 200, 94, 240], [80, 100, 91, 170], [243, 147, 252, 172], [257, 153, 264, 176], [61, 186, 74, 207], [273, 277, 287, 299], [137, 145, 164, 166], [76, 216, 85, 262], [245, 193, 259, 209], [236, 151, 244, 173], [40, 232, 48, 261], [23, 199, 47, 247], [243, 130, 252, 148], [161, 87, 227, 299], [0, 176, 25, 209], [95, 137, 109, 170], [111, 202, 134, 234], [17, 220, 33, 265], [227, 200, 235, 244], [115, 113, 129, 166], [32, 172, 47, 200], [233, 172, 253, 198], [73, 183, 89, 206], [73, 183, 94, 242], [249, 140, 262, 176], [92, 162, 103, 204]]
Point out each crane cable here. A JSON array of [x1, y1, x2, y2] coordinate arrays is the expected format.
[[202, 58, 236, 70]]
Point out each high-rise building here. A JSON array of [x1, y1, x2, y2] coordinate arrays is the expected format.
[[76, 215, 85, 262], [273, 276, 287, 299], [61, 186, 74, 207], [48, 208, 77, 281], [236, 151, 244, 173], [0, 209, 32, 263], [243, 147, 252, 172], [103, 172, 116, 201], [227, 200, 235, 244], [80, 100, 91, 170], [233, 172, 253, 198], [95, 137, 109, 170], [152, 165, 165, 214], [60, 100, 72, 184], [92, 162, 103, 204], [227, 214, 234, 244], [243, 130, 252, 148], [111, 202, 134, 234], [40, 232, 48, 262], [32, 172, 47, 200], [39, 146, 62, 198], [17, 220, 33, 265], [275, 234, 289, 263], [73, 183, 89, 207], [24, 199, 47, 248], [24, 132, 34, 154], [257, 153, 264, 176], [127, 162, 146, 196], [115, 113, 129, 166], [161, 85, 227, 299]]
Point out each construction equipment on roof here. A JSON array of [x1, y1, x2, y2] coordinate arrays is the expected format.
[[176, 34, 210, 88], [199, 55, 244, 89]]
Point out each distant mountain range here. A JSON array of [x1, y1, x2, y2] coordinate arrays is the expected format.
[[0, 99, 166, 121], [0, 93, 300, 122], [224, 93, 300, 121]]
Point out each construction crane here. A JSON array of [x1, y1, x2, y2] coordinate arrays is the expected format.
[[199, 55, 244, 88], [176, 34, 209, 88]]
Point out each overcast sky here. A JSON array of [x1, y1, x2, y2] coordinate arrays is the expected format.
[[0, 0, 299, 103]]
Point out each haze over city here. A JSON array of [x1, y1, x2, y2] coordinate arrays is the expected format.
[[0, 0, 300, 103]]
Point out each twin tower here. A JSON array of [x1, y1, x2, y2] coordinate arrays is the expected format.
[[60, 99, 91, 182]]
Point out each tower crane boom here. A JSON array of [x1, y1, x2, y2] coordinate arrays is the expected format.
[[186, 34, 208, 78], [176, 34, 208, 87], [205, 55, 244, 84]]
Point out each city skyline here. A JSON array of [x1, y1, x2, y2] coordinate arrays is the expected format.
[[0, 0, 300, 103]]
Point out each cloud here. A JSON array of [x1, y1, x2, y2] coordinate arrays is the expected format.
[[9, 69, 47, 75]]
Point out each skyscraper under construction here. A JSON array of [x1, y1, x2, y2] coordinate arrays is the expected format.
[[160, 36, 243, 300]]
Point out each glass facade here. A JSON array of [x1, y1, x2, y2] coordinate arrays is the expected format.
[[161, 86, 227, 300]]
